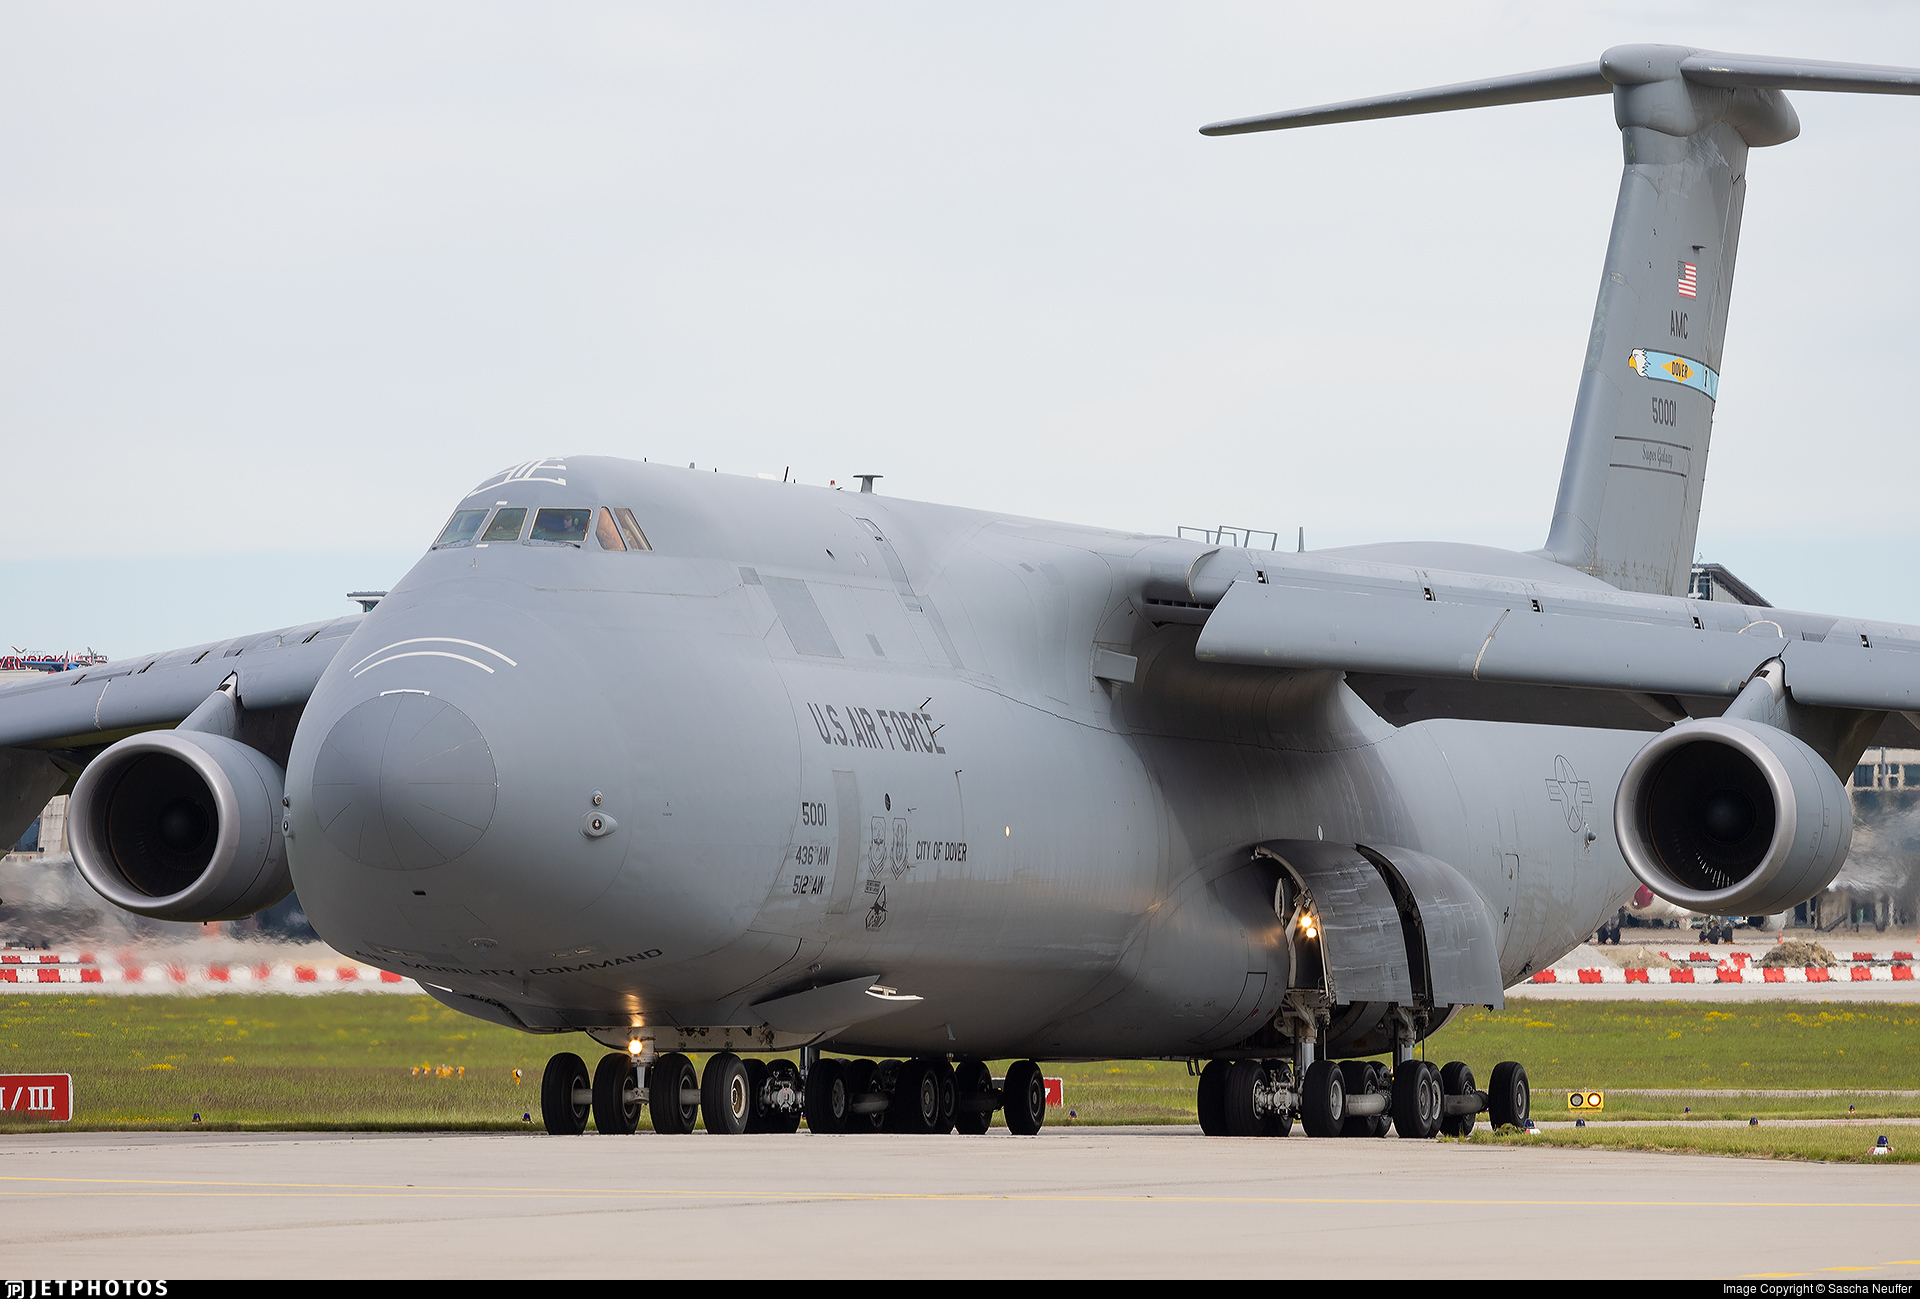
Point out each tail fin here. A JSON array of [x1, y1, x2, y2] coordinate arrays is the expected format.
[[1204, 46, 1920, 596]]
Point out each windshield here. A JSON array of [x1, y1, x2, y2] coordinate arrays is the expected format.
[[434, 509, 487, 548], [479, 508, 527, 542], [529, 507, 591, 544]]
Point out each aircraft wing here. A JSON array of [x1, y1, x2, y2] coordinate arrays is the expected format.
[[0, 614, 362, 753], [1193, 572, 1920, 714], [0, 614, 363, 846]]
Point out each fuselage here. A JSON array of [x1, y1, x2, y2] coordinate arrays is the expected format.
[[284, 456, 1642, 1058]]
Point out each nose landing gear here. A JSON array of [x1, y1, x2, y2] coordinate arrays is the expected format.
[[1199, 1053, 1512, 1140]]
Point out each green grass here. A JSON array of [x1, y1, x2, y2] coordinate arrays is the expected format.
[[2, 995, 1917, 1135], [1423, 1003, 1920, 1091], [1465, 1124, 1920, 1164]]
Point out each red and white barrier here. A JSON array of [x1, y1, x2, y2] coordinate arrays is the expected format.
[[0, 955, 417, 992], [1532, 963, 1915, 985]]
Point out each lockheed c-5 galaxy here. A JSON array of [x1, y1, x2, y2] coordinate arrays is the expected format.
[[6, 44, 1920, 1141]]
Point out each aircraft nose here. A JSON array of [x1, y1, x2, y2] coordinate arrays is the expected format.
[[310, 692, 498, 870]]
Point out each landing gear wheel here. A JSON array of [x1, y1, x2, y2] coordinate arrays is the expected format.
[[1337, 1060, 1378, 1138], [843, 1058, 885, 1132], [591, 1052, 640, 1135], [1300, 1059, 1345, 1138], [1489, 1060, 1530, 1130], [1392, 1059, 1442, 1140], [953, 1060, 995, 1134], [764, 1059, 803, 1133], [650, 1052, 699, 1134], [1196, 1059, 1230, 1136], [878, 1060, 910, 1133], [1439, 1061, 1477, 1137], [927, 1057, 957, 1134], [892, 1058, 944, 1134], [540, 1052, 590, 1135], [701, 1052, 751, 1135], [804, 1056, 849, 1133], [1224, 1058, 1269, 1137], [742, 1057, 771, 1133], [1369, 1062, 1393, 1136], [1003, 1059, 1046, 1135], [1261, 1060, 1294, 1137]]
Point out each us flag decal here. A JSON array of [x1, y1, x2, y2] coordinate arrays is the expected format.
[[1677, 261, 1698, 298]]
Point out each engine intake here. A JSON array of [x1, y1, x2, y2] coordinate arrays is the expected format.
[[69, 730, 292, 921], [1614, 718, 1850, 915]]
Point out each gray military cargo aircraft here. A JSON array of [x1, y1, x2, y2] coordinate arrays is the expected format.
[[5, 44, 1920, 1141]]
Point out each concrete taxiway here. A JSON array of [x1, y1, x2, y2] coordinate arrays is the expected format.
[[3, 1128, 1916, 1279]]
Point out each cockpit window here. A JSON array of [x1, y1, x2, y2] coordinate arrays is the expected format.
[[435, 509, 488, 548], [595, 508, 627, 551], [611, 506, 653, 552], [529, 507, 592, 545], [480, 507, 527, 543]]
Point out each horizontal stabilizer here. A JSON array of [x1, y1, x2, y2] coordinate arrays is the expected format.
[[1674, 51, 1920, 94], [1199, 62, 1607, 135], [1203, 46, 1920, 136]]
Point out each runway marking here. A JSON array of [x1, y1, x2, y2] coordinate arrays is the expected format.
[[3, 1175, 1917, 1209], [1744, 1259, 1920, 1278]]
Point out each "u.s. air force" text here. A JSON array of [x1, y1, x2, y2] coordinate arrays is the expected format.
[[806, 702, 946, 754]]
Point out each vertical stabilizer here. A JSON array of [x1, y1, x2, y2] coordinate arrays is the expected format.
[[1537, 47, 1797, 594], [1202, 45, 1920, 595]]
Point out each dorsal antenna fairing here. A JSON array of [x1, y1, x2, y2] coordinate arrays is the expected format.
[[1205, 46, 1920, 597]]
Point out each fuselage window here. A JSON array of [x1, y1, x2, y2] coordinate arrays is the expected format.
[[595, 508, 627, 551], [611, 506, 653, 552], [479, 507, 527, 543], [434, 509, 488, 548], [528, 507, 592, 545]]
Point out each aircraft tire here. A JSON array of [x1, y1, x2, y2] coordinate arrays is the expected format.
[[741, 1057, 771, 1133], [1196, 1059, 1230, 1136], [1300, 1059, 1345, 1138], [1337, 1060, 1377, 1138], [804, 1056, 849, 1133], [1438, 1061, 1477, 1137], [1391, 1059, 1442, 1139], [765, 1059, 803, 1133], [1003, 1059, 1046, 1135], [649, 1052, 700, 1135], [1489, 1060, 1530, 1130], [844, 1058, 885, 1133], [953, 1059, 994, 1134], [1223, 1058, 1268, 1137], [927, 1057, 957, 1134], [702, 1052, 751, 1134], [591, 1052, 640, 1135], [892, 1058, 942, 1135], [541, 1052, 591, 1136]]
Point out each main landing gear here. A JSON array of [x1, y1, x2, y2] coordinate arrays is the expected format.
[[539, 1048, 1043, 1135], [1195, 1054, 1528, 1138]]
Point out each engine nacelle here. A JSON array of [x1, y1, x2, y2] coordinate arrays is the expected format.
[[1614, 718, 1850, 916], [69, 730, 292, 921]]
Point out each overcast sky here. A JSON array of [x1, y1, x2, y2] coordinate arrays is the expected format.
[[4, 1, 1918, 655]]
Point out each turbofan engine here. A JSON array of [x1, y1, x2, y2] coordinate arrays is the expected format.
[[68, 729, 292, 921], [1614, 718, 1850, 916]]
